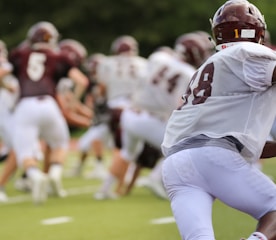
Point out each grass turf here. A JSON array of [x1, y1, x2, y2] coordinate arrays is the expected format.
[[0, 147, 275, 240]]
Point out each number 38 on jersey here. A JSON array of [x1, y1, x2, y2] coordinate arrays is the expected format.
[[182, 62, 214, 106]]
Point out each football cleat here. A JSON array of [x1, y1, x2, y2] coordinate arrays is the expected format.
[[48, 167, 67, 198], [93, 190, 119, 200], [0, 190, 8, 203], [85, 163, 108, 180], [14, 177, 32, 192], [31, 172, 48, 204]]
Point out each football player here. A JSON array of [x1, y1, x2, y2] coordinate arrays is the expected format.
[[8, 21, 89, 204], [7, 38, 92, 194], [56, 38, 92, 129], [0, 40, 19, 202], [89, 35, 148, 199], [94, 40, 196, 199], [67, 53, 111, 179], [161, 1, 276, 240]]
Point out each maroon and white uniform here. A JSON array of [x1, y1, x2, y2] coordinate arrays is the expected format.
[[120, 50, 195, 162], [89, 52, 148, 149], [162, 41, 276, 240], [0, 39, 18, 149], [0, 75, 19, 149], [0, 57, 18, 154], [97, 54, 148, 109], [9, 44, 76, 165], [161, 1, 276, 239]]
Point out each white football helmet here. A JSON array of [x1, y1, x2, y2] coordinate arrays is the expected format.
[[27, 21, 59, 46], [110, 35, 138, 55], [83, 53, 106, 80], [175, 31, 215, 67], [59, 39, 88, 66]]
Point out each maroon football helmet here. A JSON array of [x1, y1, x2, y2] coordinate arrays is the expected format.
[[110, 35, 138, 55], [27, 21, 59, 46], [59, 39, 87, 66], [211, 0, 266, 47], [175, 31, 215, 67]]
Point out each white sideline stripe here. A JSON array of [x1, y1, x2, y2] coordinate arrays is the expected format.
[[41, 216, 73, 225], [150, 216, 175, 224], [1, 185, 97, 205]]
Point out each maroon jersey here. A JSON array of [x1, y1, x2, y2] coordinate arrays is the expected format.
[[9, 45, 76, 99]]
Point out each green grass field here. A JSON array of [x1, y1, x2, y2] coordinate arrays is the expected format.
[[1, 146, 275, 240]]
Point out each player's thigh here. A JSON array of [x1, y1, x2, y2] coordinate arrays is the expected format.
[[78, 124, 109, 151], [162, 151, 215, 240], [121, 109, 165, 149], [12, 124, 39, 165], [120, 129, 144, 162], [192, 146, 276, 220], [41, 110, 69, 149]]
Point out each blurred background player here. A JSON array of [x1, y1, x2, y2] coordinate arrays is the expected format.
[[67, 36, 146, 180], [67, 53, 111, 179], [13, 38, 93, 194], [83, 35, 148, 199], [0, 40, 19, 202], [42, 38, 93, 176], [93, 39, 197, 200], [174, 30, 215, 68], [134, 31, 216, 197], [8, 21, 89, 204], [56, 38, 92, 129]]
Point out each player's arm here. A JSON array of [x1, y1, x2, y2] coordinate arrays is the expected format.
[[56, 91, 92, 128], [260, 141, 276, 158], [67, 67, 89, 99], [272, 66, 276, 84], [0, 62, 15, 92]]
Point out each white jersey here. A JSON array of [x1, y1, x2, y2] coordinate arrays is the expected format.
[[0, 59, 17, 115], [0, 75, 19, 115], [0, 75, 19, 146], [132, 51, 195, 120], [56, 77, 74, 93], [162, 42, 276, 162], [97, 54, 147, 108]]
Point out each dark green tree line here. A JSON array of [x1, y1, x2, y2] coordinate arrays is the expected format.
[[0, 0, 275, 57]]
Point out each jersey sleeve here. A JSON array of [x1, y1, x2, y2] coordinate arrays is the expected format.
[[55, 53, 77, 80], [8, 48, 19, 74], [243, 56, 276, 90]]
